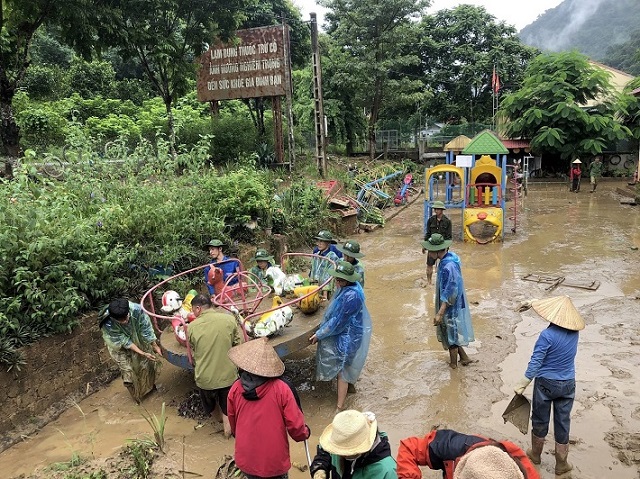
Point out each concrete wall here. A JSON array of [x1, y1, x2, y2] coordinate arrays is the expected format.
[[0, 314, 119, 452]]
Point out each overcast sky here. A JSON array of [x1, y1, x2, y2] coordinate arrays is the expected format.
[[293, 0, 564, 31]]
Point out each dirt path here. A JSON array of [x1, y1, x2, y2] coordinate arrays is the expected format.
[[3, 181, 640, 478]]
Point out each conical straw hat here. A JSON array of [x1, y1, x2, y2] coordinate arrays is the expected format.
[[530, 296, 585, 331], [228, 337, 285, 377]]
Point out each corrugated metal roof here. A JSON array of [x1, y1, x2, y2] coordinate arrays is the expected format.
[[462, 130, 508, 155], [501, 139, 530, 149]]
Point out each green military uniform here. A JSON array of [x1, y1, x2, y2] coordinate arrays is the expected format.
[[187, 309, 243, 390], [101, 302, 160, 402]]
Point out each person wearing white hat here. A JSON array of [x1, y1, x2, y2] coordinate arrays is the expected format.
[[570, 159, 582, 192], [227, 338, 310, 479], [310, 410, 397, 479], [513, 296, 585, 476], [396, 428, 539, 479]]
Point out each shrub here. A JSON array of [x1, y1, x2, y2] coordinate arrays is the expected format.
[[16, 106, 67, 147]]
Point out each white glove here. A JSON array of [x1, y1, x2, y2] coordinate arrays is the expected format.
[[313, 471, 327, 479], [514, 376, 532, 395]]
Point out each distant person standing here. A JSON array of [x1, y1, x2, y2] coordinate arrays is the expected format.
[[570, 159, 582, 192], [422, 201, 452, 285], [588, 156, 603, 193], [422, 234, 474, 369]]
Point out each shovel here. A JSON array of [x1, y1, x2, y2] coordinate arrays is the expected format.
[[304, 439, 312, 467], [502, 394, 531, 435]]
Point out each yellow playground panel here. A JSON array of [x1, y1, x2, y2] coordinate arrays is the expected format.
[[464, 207, 503, 244], [465, 155, 505, 244]]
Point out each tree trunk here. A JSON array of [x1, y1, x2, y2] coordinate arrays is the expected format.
[[0, 86, 20, 179], [163, 97, 178, 161]]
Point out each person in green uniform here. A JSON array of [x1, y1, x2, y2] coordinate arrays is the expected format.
[[249, 249, 275, 283], [422, 201, 452, 285], [588, 156, 603, 193], [187, 294, 243, 437], [336, 240, 365, 287], [310, 230, 341, 299], [99, 298, 162, 403]]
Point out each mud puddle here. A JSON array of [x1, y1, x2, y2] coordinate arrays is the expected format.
[[2, 181, 640, 478]]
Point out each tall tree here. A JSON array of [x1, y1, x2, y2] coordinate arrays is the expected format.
[[500, 51, 631, 165], [322, 0, 429, 158], [0, 0, 101, 177], [415, 5, 537, 125], [100, 0, 253, 158], [617, 77, 640, 159]]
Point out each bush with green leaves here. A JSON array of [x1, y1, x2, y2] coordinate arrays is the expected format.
[[0, 153, 335, 370]]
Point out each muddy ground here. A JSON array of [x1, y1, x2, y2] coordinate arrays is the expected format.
[[2, 180, 640, 479]]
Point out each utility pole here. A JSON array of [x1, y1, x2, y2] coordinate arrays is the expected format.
[[310, 13, 327, 178], [282, 17, 295, 171]]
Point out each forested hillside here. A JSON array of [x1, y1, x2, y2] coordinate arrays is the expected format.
[[519, 0, 640, 63]]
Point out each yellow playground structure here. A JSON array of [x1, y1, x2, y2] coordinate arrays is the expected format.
[[424, 130, 513, 244]]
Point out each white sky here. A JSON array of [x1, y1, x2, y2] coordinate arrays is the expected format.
[[293, 0, 564, 31]]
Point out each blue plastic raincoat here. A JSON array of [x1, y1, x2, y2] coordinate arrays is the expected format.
[[310, 248, 340, 294], [435, 252, 474, 349], [315, 282, 372, 383]]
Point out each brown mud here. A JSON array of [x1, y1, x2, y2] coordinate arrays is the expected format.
[[3, 181, 640, 478]]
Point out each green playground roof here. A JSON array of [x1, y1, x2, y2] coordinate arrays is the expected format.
[[462, 130, 509, 155]]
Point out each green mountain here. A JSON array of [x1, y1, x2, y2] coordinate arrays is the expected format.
[[519, 0, 640, 62]]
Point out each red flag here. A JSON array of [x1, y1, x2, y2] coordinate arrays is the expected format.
[[492, 65, 500, 94]]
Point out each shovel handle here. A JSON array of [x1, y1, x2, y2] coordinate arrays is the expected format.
[[304, 439, 312, 467]]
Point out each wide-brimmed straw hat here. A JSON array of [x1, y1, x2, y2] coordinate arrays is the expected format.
[[329, 261, 362, 283], [254, 248, 274, 263], [227, 337, 285, 377], [572, 159, 582, 164], [336, 240, 364, 258], [454, 445, 524, 479], [319, 410, 378, 456], [314, 230, 338, 244], [432, 200, 447, 210], [531, 296, 585, 331], [421, 233, 453, 252]]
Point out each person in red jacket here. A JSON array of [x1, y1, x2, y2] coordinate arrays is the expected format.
[[227, 337, 310, 479], [396, 429, 540, 479], [569, 159, 582, 192]]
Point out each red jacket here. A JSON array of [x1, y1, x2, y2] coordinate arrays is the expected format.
[[227, 377, 309, 477], [570, 167, 581, 179], [396, 430, 539, 479]]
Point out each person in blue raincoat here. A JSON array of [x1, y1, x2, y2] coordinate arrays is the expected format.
[[310, 230, 342, 299], [309, 261, 372, 412], [421, 233, 475, 369]]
